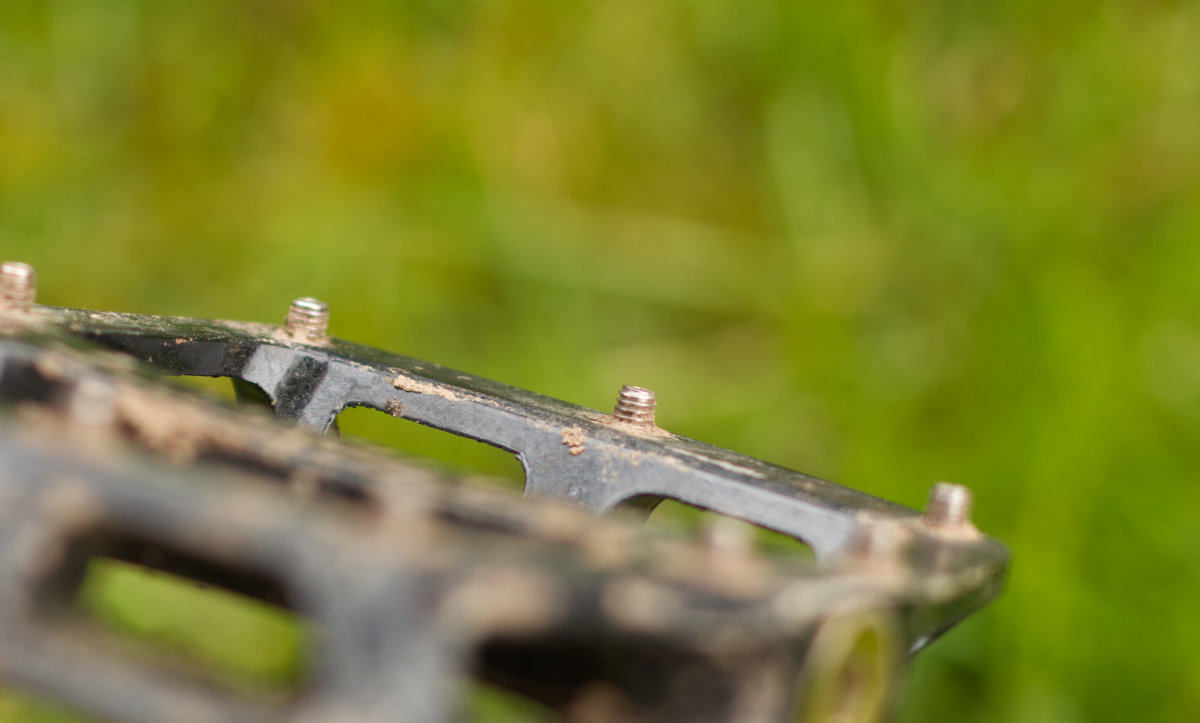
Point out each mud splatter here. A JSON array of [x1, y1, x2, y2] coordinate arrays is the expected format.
[[561, 427, 587, 456], [392, 375, 461, 401]]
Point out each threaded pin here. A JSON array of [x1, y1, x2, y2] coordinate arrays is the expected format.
[[285, 297, 329, 342], [0, 262, 36, 306], [613, 385, 657, 427], [923, 482, 972, 529]]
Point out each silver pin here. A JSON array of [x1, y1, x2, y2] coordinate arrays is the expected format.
[[0, 262, 37, 306], [923, 482, 972, 529], [285, 297, 329, 342], [613, 385, 656, 427]]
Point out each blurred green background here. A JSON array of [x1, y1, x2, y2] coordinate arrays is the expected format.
[[2, 1, 1199, 721]]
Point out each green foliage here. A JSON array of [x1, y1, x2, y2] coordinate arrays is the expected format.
[[78, 559, 307, 694], [2, 1, 1198, 720]]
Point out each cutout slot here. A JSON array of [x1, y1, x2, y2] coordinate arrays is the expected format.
[[335, 405, 526, 493], [0, 689, 95, 723], [34, 531, 310, 702], [643, 499, 814, 561]]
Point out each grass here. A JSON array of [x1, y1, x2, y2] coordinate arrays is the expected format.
[[2, 1, 1198, 720]]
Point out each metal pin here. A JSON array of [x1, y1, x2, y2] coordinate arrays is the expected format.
[[702, 515, 755, 557], [70, 378, 117, 428], [613, 385, 656, 427], [0, 262, 37, 306], [846, 522, 910, 567], [285, 297, 329, 342], [923, 482, 972, 529]]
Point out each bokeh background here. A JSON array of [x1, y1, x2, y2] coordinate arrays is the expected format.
[[3, 1, 1200, 721]]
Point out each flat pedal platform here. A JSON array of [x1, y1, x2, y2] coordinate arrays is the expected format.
[[0, 262, 1006, 722]]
